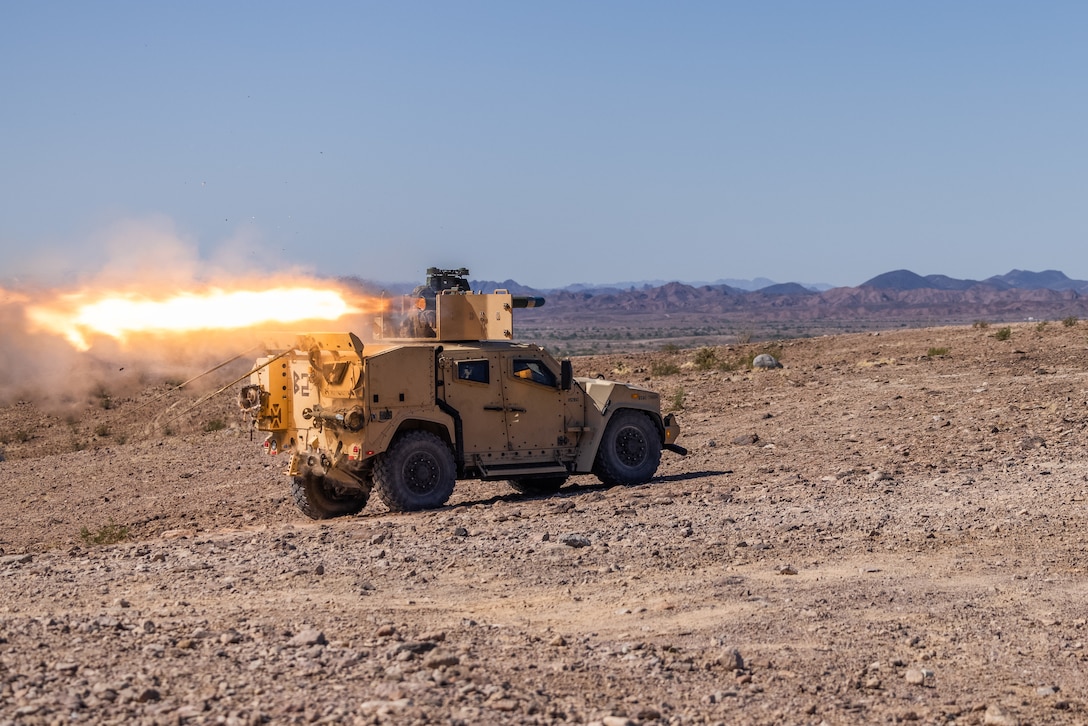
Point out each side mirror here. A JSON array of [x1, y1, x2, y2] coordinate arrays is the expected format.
[[560, 359, 573, 390]]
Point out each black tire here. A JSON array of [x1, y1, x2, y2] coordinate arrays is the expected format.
[[508, 475, 568, 496], [291, 473, 368, 520], [593, 409, 662, 486], [373, 431, 456, 512]]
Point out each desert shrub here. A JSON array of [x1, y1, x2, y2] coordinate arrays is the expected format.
[[735, 328, 754, 345], [1036, 320, 1049, 332], [719, 357, 743, 372], [927, 347, 949, 357], [1062, 315, 1079, 327], [94, 424, 110, 438], [994, 326, 1012, 341], [203, 419, 227, 432], [973, 320, 990, 330], [669, 388, 686, 411], [80, 521, 129, 546], [693, 347, 719, 371], [651, 361, 681, 376], [14, 429, 31, 443]]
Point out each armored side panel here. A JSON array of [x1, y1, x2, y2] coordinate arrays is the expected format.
[[364, 346, 437, 418], [434, 292, 514, 341]]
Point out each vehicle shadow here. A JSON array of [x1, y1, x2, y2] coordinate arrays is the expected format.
[[436, 469, 734, 512]]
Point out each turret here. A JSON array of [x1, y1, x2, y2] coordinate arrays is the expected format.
[[380, 267, 545, 342]]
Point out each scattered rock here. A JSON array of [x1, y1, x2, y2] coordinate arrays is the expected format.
[[716, 648, 744, 671], [423, 651, 460, 668], [137, 688, 161, 703], [560, 533, 591, 548], [752, 354, 783, 369], [287, 629, 327, 647], [983, 704, 1019, 726]]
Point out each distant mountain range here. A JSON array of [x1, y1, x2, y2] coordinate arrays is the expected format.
[[472, 268, 1088, 296], [347, 269, 1088, 327], [860, 269, 1088, 293]]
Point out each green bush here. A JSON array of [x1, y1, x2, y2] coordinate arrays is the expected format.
[[973, 320, 990, 330], [203, 419, 227, 432], [651, 361, 681, 376], [1062, 315, 1079, 327], [994, 326, 1012, 341], [693, 347, 719, 371], [927, 347, 949, 357], [80, 522, 129, 546], [669, 388, 686, 411]]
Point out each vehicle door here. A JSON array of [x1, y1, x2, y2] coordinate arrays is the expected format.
[[438, 352, 509, 467], [499, 351, 574, 462]]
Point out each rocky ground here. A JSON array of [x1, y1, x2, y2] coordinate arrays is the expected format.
[[2, 321, 1088, 725]]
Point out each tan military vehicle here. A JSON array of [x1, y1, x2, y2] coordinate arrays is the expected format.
[[241, 268, 684, 518]]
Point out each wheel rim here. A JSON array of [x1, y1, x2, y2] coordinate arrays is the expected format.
[[404, 452, 440, 494], [616, 425, 647, 467]]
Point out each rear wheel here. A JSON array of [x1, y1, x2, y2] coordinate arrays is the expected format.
[[508, 475, 567, 496], [373, 431, 456, 511], [291, 473, 368, 519], [593, 410, 661, 486]]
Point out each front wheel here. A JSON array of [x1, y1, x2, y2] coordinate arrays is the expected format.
[[593, 410, 662, 486], [291, 473, 369, 520], [373, 431, 457, 512]]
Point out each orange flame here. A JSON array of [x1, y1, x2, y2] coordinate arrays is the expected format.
[[26, 286, 370, 351]]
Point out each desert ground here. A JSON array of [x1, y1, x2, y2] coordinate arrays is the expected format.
[[2, 321, 1087, 725]]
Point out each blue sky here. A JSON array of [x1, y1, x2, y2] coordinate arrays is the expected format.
[[3, 2, 1086, 289]]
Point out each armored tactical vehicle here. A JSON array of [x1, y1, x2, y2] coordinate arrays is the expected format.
[[241, 268, 684, 518]]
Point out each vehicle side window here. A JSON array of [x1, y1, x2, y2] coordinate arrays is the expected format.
[[457, 360, 490, 383], [512, 359, 557, 387]]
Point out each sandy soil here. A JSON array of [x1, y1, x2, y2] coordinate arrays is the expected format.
[[1, 321, 1087, 725]]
